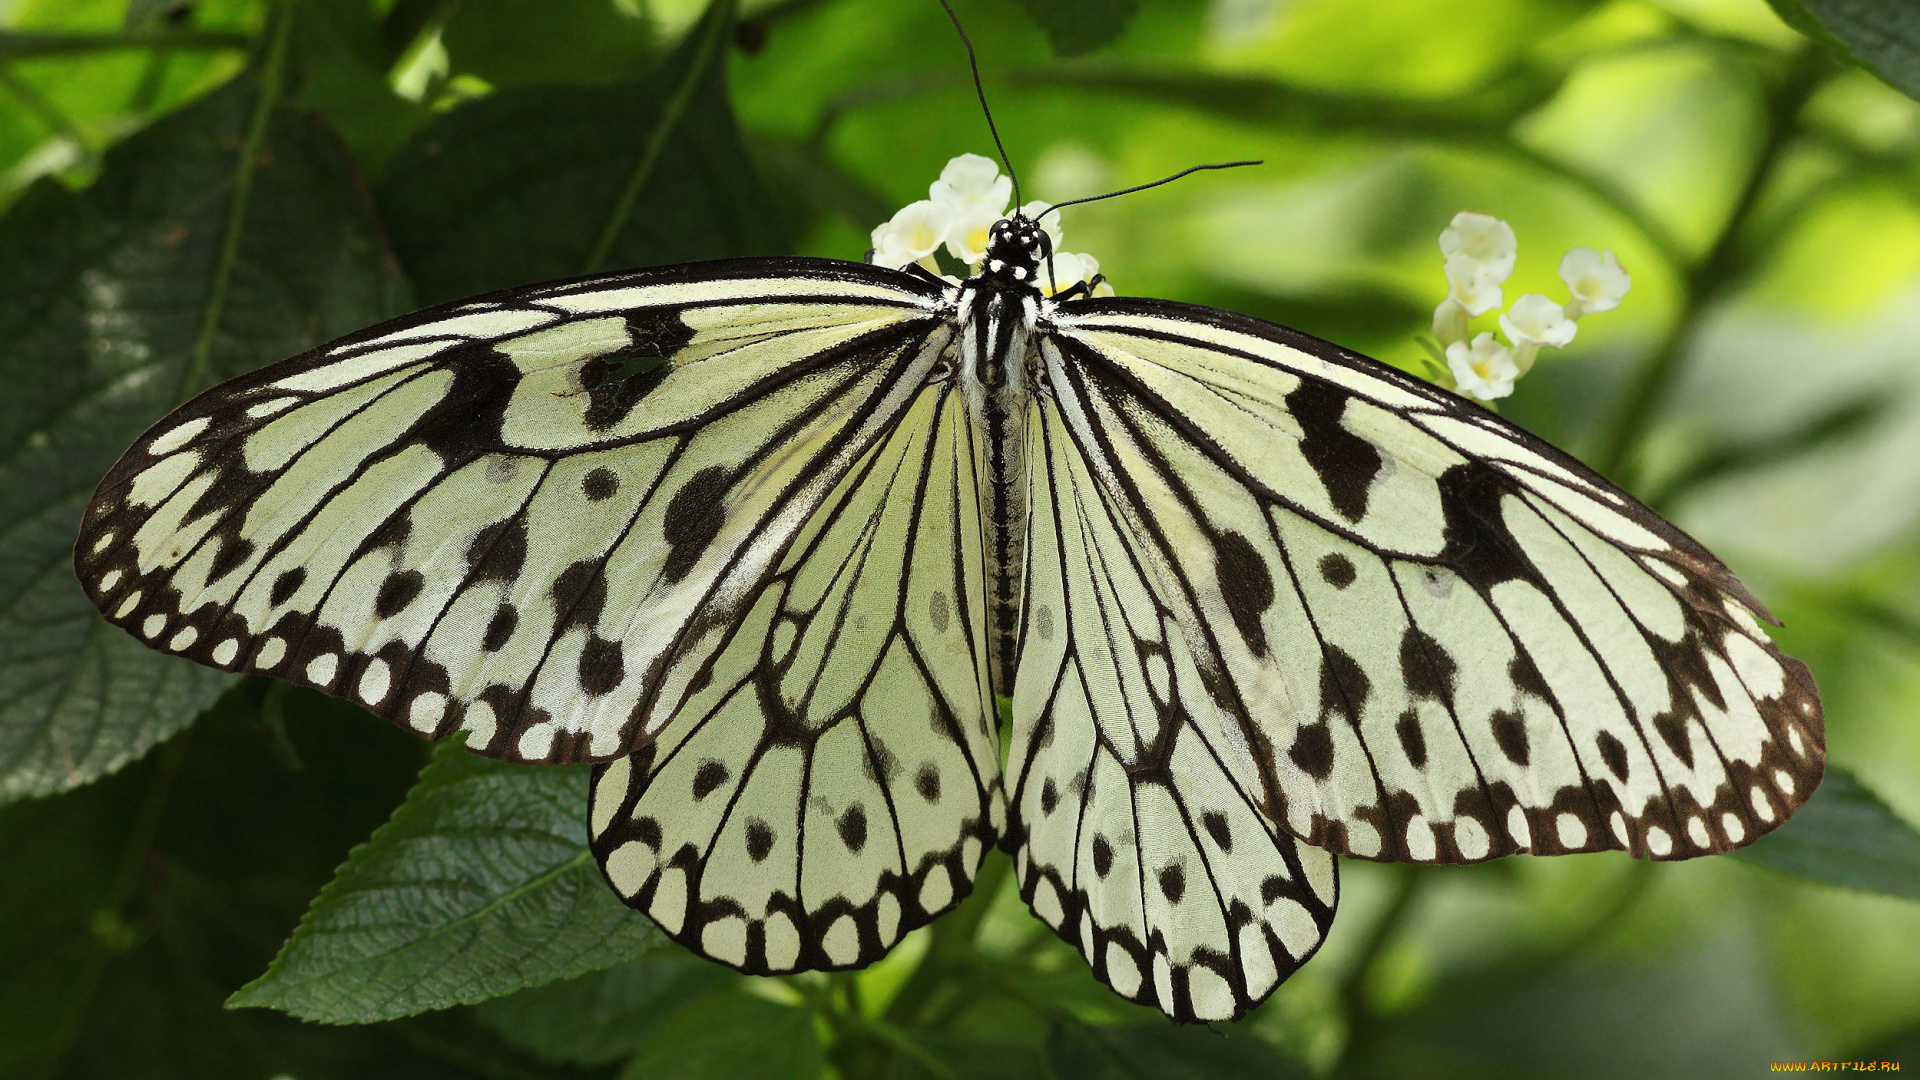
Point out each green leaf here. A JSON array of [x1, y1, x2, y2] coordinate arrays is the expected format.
[[290, 0, 439, 173], [1043, 1022, 1311, 1080], [474, 952, 735, 1066], [1735, 765, 1920, 899], [617, 990, 823, 1080], [1009, 0, 1139, 57], [0, 59, 409, 804], [1765, 0, 1920, 100], [228, 737, 668, 1023], [122, 0, 191, 29], [889, 1036, 1049, 1080], [376, 0, 788, 304], [0, 682, 544, 1078], [441, 0, 655, 87]]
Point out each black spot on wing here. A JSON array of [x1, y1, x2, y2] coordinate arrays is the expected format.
[[483, 603, 518, 651], [662, 465, 731, 585], [692, 760, 730, 800], [1215, 530, 1274, 657], [1509, 653, 1554, 704], [1395, 709, 1427, 769], [746, 819, 774, 862], [1202, 811, 1232, 853], [467, 517, 528, 584], [1437, 461, 1533, 589], [552, 559, 608, 631], [1400, 627, 1456, 702], [582, 466, 619, 501], [1289, 723, 1335, 781], [1286, 381, 1381, 523], [207, 536, 254, 586], [1653, 711, 1694, 768], [1596, 730, 1630, 780], [1491, 709, 1529, 766], [1318, 553, 1356, 588], [579, 310, 695, 432], [1320, 645, 1369, 726], [915, 763, 941, 803], [837, 804, 868, 853], [403, 342, 521, 462], [1092, 834, 1114, 878], [1041, 777, 1059, 815], [579, 635, 624, 695], [374, 569, 424, 619], [270, 568, 306, 607], [1158, 863, 1186, 905]]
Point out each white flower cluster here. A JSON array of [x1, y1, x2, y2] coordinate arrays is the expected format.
[[1428, 211, 1631, 401], [869, 153, 1113, 297]]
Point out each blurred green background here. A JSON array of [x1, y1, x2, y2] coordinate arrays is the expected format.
[[1, 0, 1918, 1077]]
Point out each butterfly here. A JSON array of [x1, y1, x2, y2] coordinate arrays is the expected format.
[[70, 26, 1823, 1030]]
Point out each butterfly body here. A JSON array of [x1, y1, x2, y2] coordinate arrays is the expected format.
[[75, 213, 1821, 1022]]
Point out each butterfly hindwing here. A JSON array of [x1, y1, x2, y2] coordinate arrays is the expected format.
[[588, 376, 1003, 972], [1003, 392, 1337, 1024], [74, 259, 962, 766], [1039, 299, 1824, 865]]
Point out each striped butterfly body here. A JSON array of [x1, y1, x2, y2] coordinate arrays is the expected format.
[[76, 209, 1822, 1023]]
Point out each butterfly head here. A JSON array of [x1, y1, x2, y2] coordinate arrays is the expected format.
[[978, 213, 1051, 290]]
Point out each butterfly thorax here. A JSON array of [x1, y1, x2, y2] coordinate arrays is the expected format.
[[957, 215, 1048, 696]]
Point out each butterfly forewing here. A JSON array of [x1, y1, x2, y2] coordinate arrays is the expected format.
[[588, 375, 1003, 973], [1003, 391, 1337, 1024], [1039, 299, 1824, 866], [74, 259, 954, 766]]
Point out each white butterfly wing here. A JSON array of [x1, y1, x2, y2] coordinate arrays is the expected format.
[[74, 259, 961, 766], [1004, 391, 1338, 1024], [587, 375, 1003, 973], [1037, 299, 1823, 866]]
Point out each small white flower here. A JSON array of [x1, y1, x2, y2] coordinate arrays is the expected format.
[[1439, 211, 1517, 281], [870, 199, 955, 271], [930, 153, 1011, 212], [1559, 247, 1631, 319], [1017, 201, 1065, 250], [1432, 296, 1469, 347], [1500, 293, 1577, 349], [1446, 333, 1520, 401], [1040, 251, 1103, 296], [1444, 253, 1504, 317], [945, 204, 1004, 265]]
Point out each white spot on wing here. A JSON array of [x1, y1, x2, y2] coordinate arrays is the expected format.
[[147, 416, 210, 456], [358, 658, 391, 705], [822, 914, 859, 965], [592, 757, 630, 838], [167, 626, 198, 651], [1721, 812, 1745, 844], [1555, 812, 1587, 848], [306, 653, 338, 685], [212, 638, 240, 666], [115, 591, 142, 618], [142, 613, 167, 639], [701, 917, 748, 966], [1687, 816, 1710, 848], [1455, 817, 1490, 860], [98, 569, 123, 593], [764, 912, 802, 970], [256, 636, 286, 668], [1724, 634, 1785, 699], [1646, 825, 1672, 856]]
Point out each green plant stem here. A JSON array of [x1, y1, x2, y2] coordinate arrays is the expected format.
[[49, 733, 193, 1071], [0, 30, 252, 60], [883, 848, 1011, 1028], [584, 0, 736, 274], [179, 0, 297, 404], [1404, 857, 1658, 1027], [1590, 45, 1832, 483], [1334, 863, 1423, 1066]]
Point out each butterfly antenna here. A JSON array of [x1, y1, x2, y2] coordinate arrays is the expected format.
[[1040, 160, 1262, 218], [936, 0, 1022, 208]]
